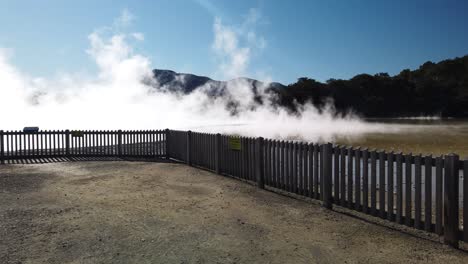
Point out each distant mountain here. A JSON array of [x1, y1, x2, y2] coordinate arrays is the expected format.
[[151, 69, 286, 96]]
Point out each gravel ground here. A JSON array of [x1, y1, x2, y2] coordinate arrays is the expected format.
[[0, 161, 467, 264]]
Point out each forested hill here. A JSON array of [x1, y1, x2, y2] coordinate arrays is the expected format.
[[278, 55, 468, 117]]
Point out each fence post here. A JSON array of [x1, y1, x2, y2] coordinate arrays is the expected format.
[[255, 137, 265, 189], [118, 130, 122, 157], [444, 153, 459, 248], [165, 129, 170, 159], [215, 133, 221, 174], [0, 130, 4, 165], [322, 143, 333, 209], [65, 130, 70, 158], [187, 131, 192, 166]]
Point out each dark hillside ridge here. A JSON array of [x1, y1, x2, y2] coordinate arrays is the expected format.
[[152, 69, 285, 94], [283, 55, 468, 117]]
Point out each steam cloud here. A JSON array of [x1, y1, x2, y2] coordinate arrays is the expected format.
[[0, 9, 395, 142]]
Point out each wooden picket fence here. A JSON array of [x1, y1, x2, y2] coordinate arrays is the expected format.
[[0, 130, 167, 160], [1, 129, 467, 248], [166, 130, 468, 248]]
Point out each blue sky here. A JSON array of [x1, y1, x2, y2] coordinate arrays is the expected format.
[[1, 0, 467, 84]]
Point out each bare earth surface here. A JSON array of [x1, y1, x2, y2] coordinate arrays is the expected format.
[[1, 161, 467, 264]]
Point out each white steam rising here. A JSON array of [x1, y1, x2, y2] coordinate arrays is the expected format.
[[0, 10, 394, 142]]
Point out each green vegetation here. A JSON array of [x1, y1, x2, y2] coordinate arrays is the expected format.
[[276, 55, 468, 117]]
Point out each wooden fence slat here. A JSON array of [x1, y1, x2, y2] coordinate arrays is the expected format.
[[319, 145, 323, 200], [280, 141, 284, 190], [134, 131, 138, 157], [152, 131, 155, 156], [6, 133, 10, 159], [298, 143, 304, 195], [6, 132, 9, 159], [94, 131, 98, 156], [303, 142, 308, 195], [371, 150, 377, 216], [205, 133, 207, 169], [9, 133, 13, 158], [2, 133, 6, 161], [7, 133, 10, 159], [424, 155, 432, 232], [334, 146, 340, 202], [83, 131, 87, 156], [362, 149, 369, 213], [241, 137, 245, 180], [7, 133, 9, 159], [283, 141, 288, 191], [322, 143, 333, 209], [281, 141, 286, 190], [96, 131, 100, 156], [405, 154, 413, 227], [266, 140, 271, 185], [5, 133, 9, 159], [347, 147, 354, 209], [243, 137, 247, 179], [443, 154, 460, 247], [396, 152, 403, 223], [435, 156, 443, 235], [379, 151, 386, 218], [308, 143, 314, 197], [273, 140, 277, 187], [234, 136, 238, 176], [239, 137, 244, 178], [285, 142, 290, 192], [292, 143, 298, 194], [250, 138, 254, 180], [355, 148, 361, 210], [271, 140, 275, 184], [16, 133, 20, 158], [464, 160, 468, 242], [314, 144, 320, 199], [414, 154, 422, 229], [340, 147, 346, 206], [80, 131, 86, 156], [34, 133, 38, 157], [27, 133, 30, 157], [387, 152, 394, 221], [274, 140, 279, 187]]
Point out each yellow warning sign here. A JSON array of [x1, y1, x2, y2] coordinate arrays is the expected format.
[[228, 137, 241, 151], [71, 131, 84, 137]]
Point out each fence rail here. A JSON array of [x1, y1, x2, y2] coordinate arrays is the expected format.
[[1, 129, 467, 248]]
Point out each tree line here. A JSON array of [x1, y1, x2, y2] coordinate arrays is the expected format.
[[274, 55, 468, 117]]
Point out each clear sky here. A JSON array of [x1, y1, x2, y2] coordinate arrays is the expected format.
[[1, 0, 467, 84]]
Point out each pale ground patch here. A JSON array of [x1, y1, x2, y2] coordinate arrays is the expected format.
[[0, 161, 467, 263]]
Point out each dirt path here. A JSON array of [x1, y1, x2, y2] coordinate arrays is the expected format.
[[0, 161, 467, 263]]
